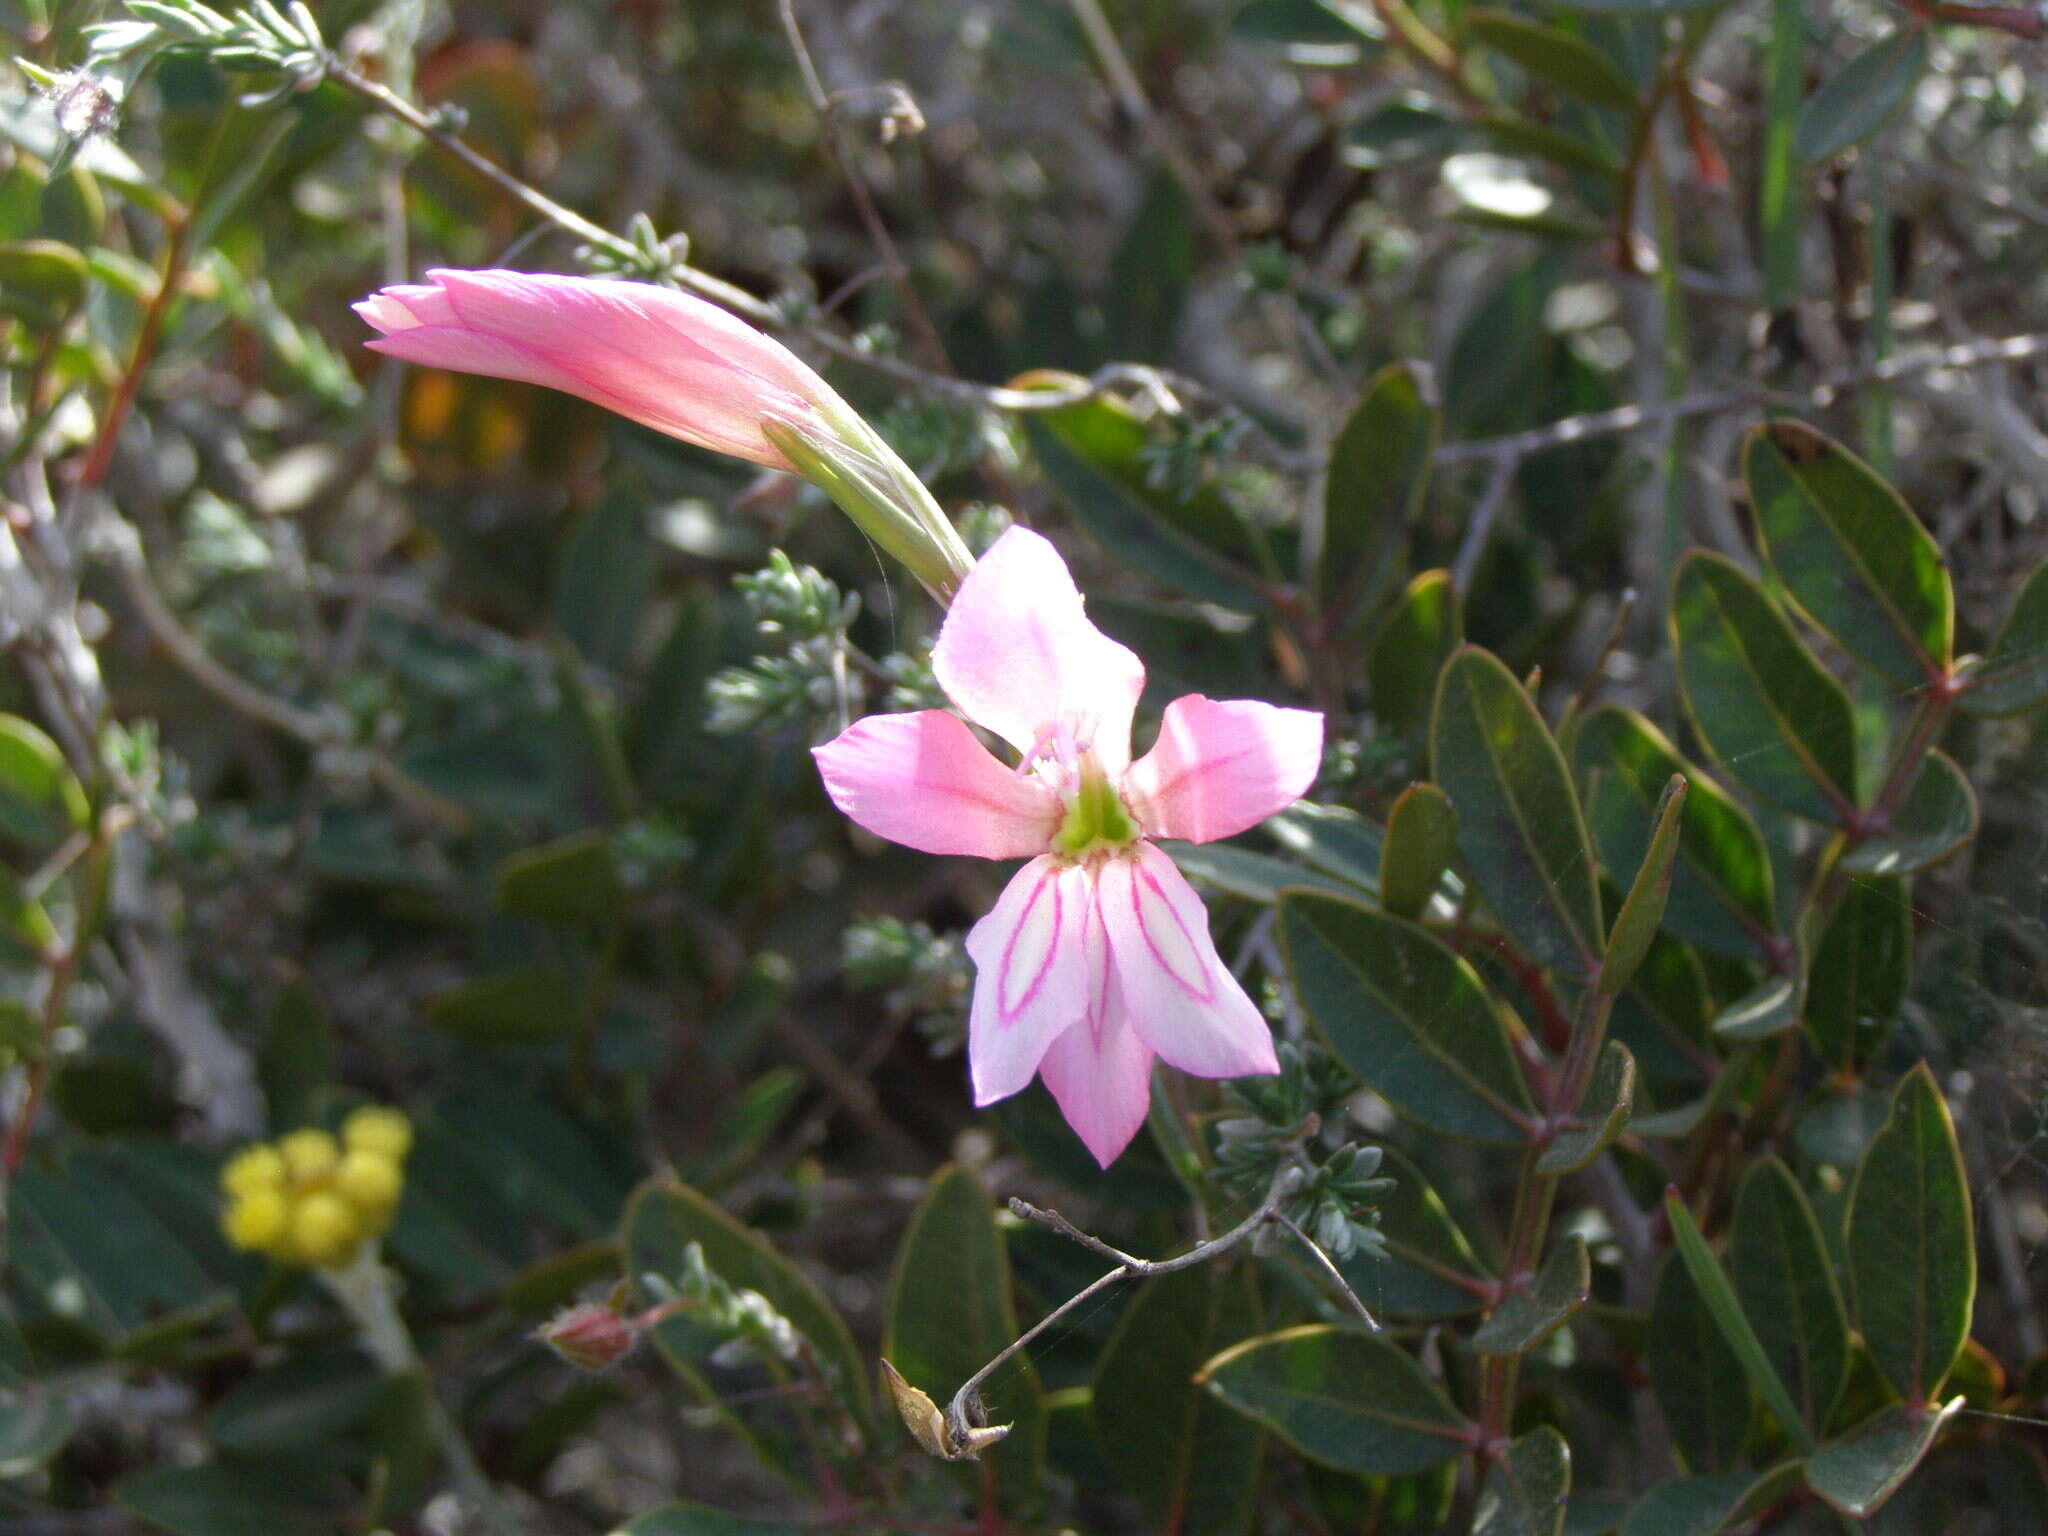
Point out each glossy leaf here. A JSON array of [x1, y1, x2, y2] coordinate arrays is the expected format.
[[423, 968, 578, 1042], [1169, 843, 1359, 904], [0, 714, 89, 843], [1731, 1159, 1851, 1434], [1671, 551, 1858, 824], [0, 1389, 77, 1479], [1744, 422, 1952, 685], [887, 1165, 1044, 1507], [1960, 558, 2048, 716], [1805, 1398, 1961, 1517], [1711, 974, 1799, 1042], [1647, 1250, 1753, 1473], [1093, 1266, 1262, 1535], [1474, 1426, 1570, 1536], [1467, 11, 1639, 114], [623, 1180, 871, 1436], [115, 1461, 334, 1536], [1794, 28, 1929, 164], [1840, 749, 1976, 876], [1265, 801, 1385, 895], [1618, 1462, 1803, 1536], [1280, 890, 1536, 1143], [1805, 876, 1909, 1071], [1609, 932, 1715, 1085], [1200, 1325, 1468, 1477], [1599, 774, 1686, 995], [1337, 1145, 1495, 1319], [1322, 362, 1437, 621], [1370, 569, 1461, 736], [1433, 645, 1603, 973], [0, 240, 88, 328], [1536, 1040, 1634, 1175], [1380, 783, 1457, 920], [1847, 1064, 1975, 1402], [1474, 1234, 1589, 1356]]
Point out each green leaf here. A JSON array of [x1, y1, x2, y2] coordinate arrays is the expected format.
[[423, 968, 578, 1043], [116, 1461, 336, 1536], [207, 1347, 381, 1454], [1805, 1397, 1961, 1517], [1846, 1063, 1975, 1403], [1169, 843, 1359, 905], [1092, 1266, 1263, 1535], [1280, 890, 1536, 1143], [1026, 413, 1264, 610], [1265, 801, 1385, 895], [1647, 1249, 1754, 1473], [1711, 974, 1799, 1042], [1731, 1160, 1851, 1435], [1805, 876, 1909, 1072], [555, 493, 652, 673], [1380, 783, 1458, 920], [1664, 1192, 1815, 1456], [1337, 1145, 1495, 1320], [0, 714, 89, 842], [1370, 569, 1461, 737], [1200, 1325, 1468, 1477], [623, 1179, 871, 1436], [1610, 932, 1714, 1085], [1321, 362, 1437, 622], [495, 831, 625, 929], [1671, 551, 1858, 824], [1345, 95, 1461, 169], [1617, 1463, 1803, 1536], [612, 1504, 803, 1536], [1433, 645, 1603, 973], [1466, 11, 1638, 113], [885, 1166, 1044, 1508], [0, 239, 88, 328], [1536, 1040, 1634, 1175], [1839, 749, 1976, 876], [1743, 421, 1952, 685], [1473, 112, 1623, 178], [1474, 1234, 1589, 1356], [0, 1388, 77, 1478], [1474, 1426, 1571, 1536], [1599, 775, 1686, 995], [1793, 28, 1929, 164], [1960, 558, 2048, 716]]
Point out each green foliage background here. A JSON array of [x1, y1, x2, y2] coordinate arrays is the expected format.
[[1, 1, 2047, 1533]]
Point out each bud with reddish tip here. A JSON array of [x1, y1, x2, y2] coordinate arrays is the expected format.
[[537, 1302, 638, 1371], [356, 269, 974, 601]]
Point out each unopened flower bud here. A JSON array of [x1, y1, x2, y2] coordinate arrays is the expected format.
[[221, 1143, 287, 1198], [223, 1188, 289, 1252], [279, 1128, 340, 1185], [538, 1303, 638, 1371], [292, 1190, 361, 1268], [342, 1105, 413, 1160]]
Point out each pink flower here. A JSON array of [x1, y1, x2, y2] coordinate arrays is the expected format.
[[355, 269, 975, 599], [354, 268, 848, 470], [813, 528, 1323, 1166]]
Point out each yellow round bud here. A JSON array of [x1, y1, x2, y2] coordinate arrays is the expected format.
[[342, 1106, 412, 1161], [291, 1190, 361, 1269], [220, 1143, 287, 1198], [336, 1149, 402, 1216], [222, 1188, 289, 1252], [279, 1128, 340, 1186]]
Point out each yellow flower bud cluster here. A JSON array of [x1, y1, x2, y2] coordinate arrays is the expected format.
[[220, 1106, 413, 1270]]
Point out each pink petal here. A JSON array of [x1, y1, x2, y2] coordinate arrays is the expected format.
[[355, 270, 843, 469], [1124, 696, 1324, 844], [930, 527, 1146, 772], [965, 859, 1096, 1105], [812, 711, 1059, 859], [1035, 1002, 1156, 1169], [1098, 843, 1279, 1080]]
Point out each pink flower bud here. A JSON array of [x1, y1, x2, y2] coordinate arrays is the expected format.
[[354, 269, 849, 472], [537, 1302, 637, 1371]]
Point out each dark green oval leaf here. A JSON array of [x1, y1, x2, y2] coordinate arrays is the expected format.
[[423, 969, 578, 1043], [1847, 1063, 1974, 1403], [1433, 645, 1602, 973], [1805, 876, 1909, 1072], [1794, 28, 1929, 164], [1840, 749, 1976, 876], [1599, 775, 1686, 995], [1647, 1249, 1754, 1473], [1370, 569, 1461, 736], [1960, 558, 2048, 716], [0, 715, 89, 842], [1671, 551, 1858, 824], [1467, 11, 1639, 114], [1265, 801, 1385, 895], [1380, 783, 1457, 920], [1805, 1397, 1961, 1517], [1322, 362, 1438, 624], [1536, 1040, 1633, 1175], [1618, 1462, 1804, 1536], [495, 831, 624, 928], [1337, 1144, 1495, 1319], [1200, 1325, 1468, 1476], [1280, 890, 1536, 1143], [1474, 1234, 1589, 1356], [1732, 1159, 1851, 1435], [1744, 421, 1952, 684], [1475, 1426, 1570, 1536]]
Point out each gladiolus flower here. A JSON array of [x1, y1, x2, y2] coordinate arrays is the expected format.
[[813, 528, 1323, 1166], [355, 269, 973, 599]]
